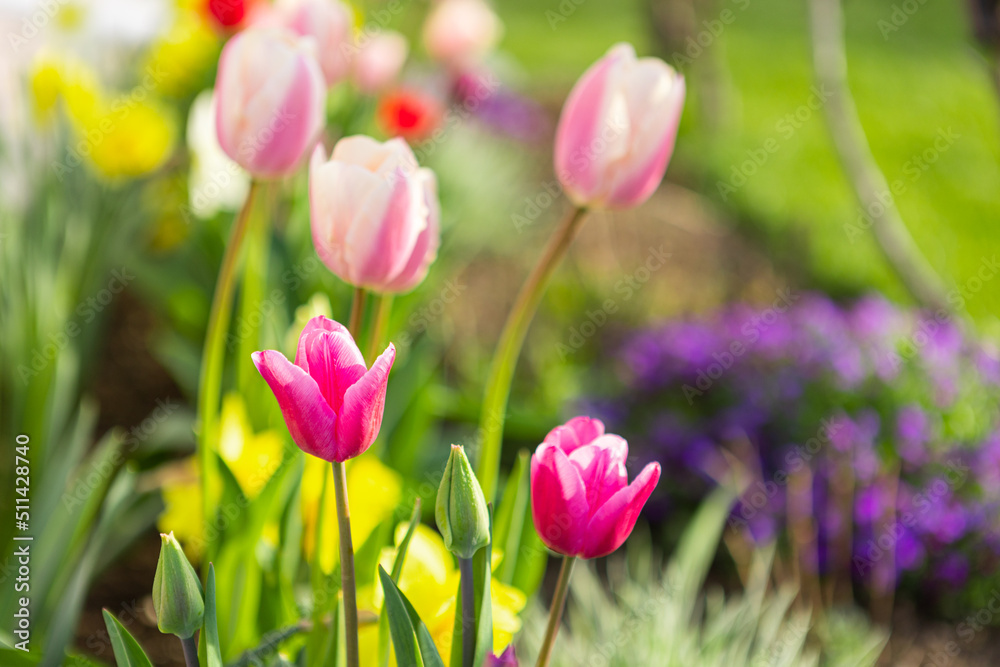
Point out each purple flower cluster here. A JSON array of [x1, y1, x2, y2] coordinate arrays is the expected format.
[[589, 292, 1000, 600]]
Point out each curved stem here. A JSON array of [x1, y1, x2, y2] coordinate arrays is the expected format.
[[458, 556, 476, 667], [197, 180, 260, 565], [332, 460, 359, 667], [475, 207, 588, 501], [535, 556, 576, 667], [808, 0, 953, 316], [367, 293, 394, 362]]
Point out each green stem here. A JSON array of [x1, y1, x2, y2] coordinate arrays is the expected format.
[[332, 459, 359, 667], [458, 556, 476, 667], [367, 293, 394, 362], [535, 556, 576, 667], [348, 286, 366, 340], [180, 635, 200, 667], [197, 180, 260, 566], [475, 206, 588, 501]]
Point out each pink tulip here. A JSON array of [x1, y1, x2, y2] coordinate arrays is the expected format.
[[353, 31, 409, 94], [554, 43, 685, 210], [214, 27, 326, 179], [530, 416, 660, 559], [309, 135, 440, 293], [422, 0, 502, 68], [252, 316, 395, 462], [278, 0, 354, 86]]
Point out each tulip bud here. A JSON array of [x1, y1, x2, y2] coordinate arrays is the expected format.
[[214, 26, 326, 179], [554, 43, 685, 210], [436, 445, 490, 559], [152, 532, 204, 638]]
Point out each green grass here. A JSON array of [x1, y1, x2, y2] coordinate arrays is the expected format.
[[495, 0, 1000, 326]]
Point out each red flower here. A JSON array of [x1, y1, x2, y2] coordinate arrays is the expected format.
[[377, 89, 443, 144], [206, 0, 248, 29]]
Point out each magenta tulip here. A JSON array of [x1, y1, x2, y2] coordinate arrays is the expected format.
[[530, 416, 660, 559], [554, 43, 685, 210], [214, 26, 326, 179], [252, 316, 395, 462], [309, 136, 440, 293]]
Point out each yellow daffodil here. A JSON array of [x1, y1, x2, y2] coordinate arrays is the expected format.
[[159, 394, 287, 560], [359, 524, 526, 664], [301, 453, 403, 573]]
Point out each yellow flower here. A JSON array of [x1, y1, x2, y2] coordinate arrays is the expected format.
[[144, 9, 219, 98], [217, 394, 286, 498], [82, 94, 176, 180], [301, 453, 403, 573], [359, 524, 526, 664], [158, 460, 203, 561], [159, 394, 287, 560]]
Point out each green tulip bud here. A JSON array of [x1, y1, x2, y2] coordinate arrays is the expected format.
[[152, 532, 204, 638], [436, 444, 491, 559]]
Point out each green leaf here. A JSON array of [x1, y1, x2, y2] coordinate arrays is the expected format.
[[378, 566, 446, 667], [379, 500, 423, 667], [204, 564, 223, 667], [102, 609, 154, 667], [378, 566, 418, 666], [0, 648, 40, 666]]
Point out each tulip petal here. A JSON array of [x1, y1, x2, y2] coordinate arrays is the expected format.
[[566, 435, 629, 510], [606, 71, 684, 208], [542, 415, 605, 455], [582, 462, 660, 559], [347, 166, 421, 289], [381, 168, 440, 293], [553, 44, 632, 205], [252, 349, 340, 461], [294, 315, 352, 371], [530, 444, 589, 556], [336, 343, 396, 460], [301, 330, 367, 413]]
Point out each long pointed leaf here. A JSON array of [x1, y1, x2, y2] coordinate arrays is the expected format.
[[102, 609, 153, 667]]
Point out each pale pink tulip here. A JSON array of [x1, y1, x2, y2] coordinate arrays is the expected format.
[[353, 31, 409, 94], [279, 0, 354, 86], [214, 27, 326, 178], [422, 0, 502, 68], [309, 136, 439, 293], [252, 316, 395, 462], [530, 416, 661, 559], [554, 43, 685, 210]]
